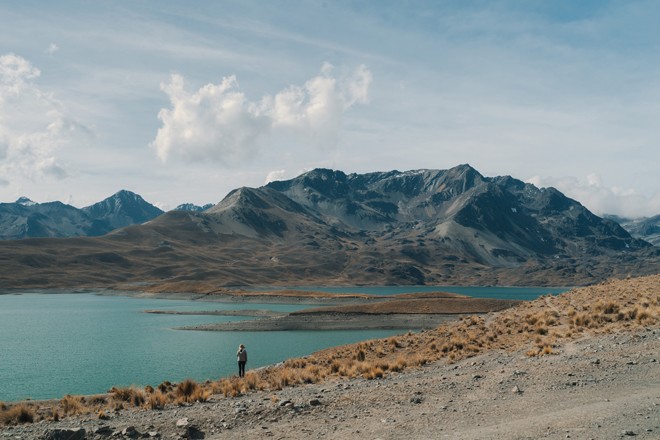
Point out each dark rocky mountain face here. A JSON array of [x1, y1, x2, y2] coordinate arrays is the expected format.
[[265, 165, 646, 260], [0, 165, 657, 288], [0, 191, 163, 240], [82, 190, 164, 230], [0, 200, 112, 239], [604, 214, 660, 246], [174, 203, 214, 212]]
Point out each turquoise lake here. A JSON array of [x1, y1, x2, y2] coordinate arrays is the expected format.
[[257, 285, 569, 300], [0, 286, 568, 402]]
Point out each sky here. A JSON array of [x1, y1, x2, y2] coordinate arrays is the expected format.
[[0, 0, 659, 217]]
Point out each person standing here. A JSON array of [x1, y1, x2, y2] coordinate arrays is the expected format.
[[236, 344, 248, 377]]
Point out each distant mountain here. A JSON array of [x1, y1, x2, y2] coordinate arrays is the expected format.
[[605, 214, 660, 246], [16, 197, 37, 206], [0, 200, 111, 240], [82, 190, 164, 230], [0, 165, 657, 288], [174, 203, 214, 212], [0, 190, 163, 240]]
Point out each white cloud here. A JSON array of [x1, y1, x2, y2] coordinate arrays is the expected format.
[[0, 54, 91, 188], [526, 174, 660, 218], [37, 157, 68, 179], [265, 169, 287, 184], [0, 53, 87, 184], [0, 53, 39, 88], [151, 74, 268, 164], [151, 64, 372, 165]]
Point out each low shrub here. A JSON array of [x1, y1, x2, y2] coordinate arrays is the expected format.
[[146, 390, 168, 410], [0, 404, 34, 425], [157, 381, 173, 394], [175, 379, 200, 403], [61, 395, 84, 416], [110, 386, 145, 407]]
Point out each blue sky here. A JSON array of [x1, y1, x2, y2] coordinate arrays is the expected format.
[[0, 0, 658, 216]]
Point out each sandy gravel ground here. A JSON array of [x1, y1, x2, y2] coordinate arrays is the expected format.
[[5, 327, 658, 440]]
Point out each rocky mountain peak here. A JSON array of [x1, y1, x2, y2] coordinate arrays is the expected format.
[[174, 203, 214, 212], [1, 191, 162, 240], [15, 196, 37, 206], [280, 168, 351, 200], [82, 190, 163, 230]]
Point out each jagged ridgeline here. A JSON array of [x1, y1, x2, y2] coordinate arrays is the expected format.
[[0, 190, 164, 239], [0, 165, 658, 288]]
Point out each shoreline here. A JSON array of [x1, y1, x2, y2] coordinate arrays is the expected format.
[[144, 309, 286, 317], [178, 312, 459, 331]]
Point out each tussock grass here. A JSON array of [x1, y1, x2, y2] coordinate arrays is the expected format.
[[175, 379, 199, 403], [110, 386, 145, 407], [5, 274, 658, 425], [61, 395, 85, 416], [0, 404, 35, 425], [146, 390, 168, 410]]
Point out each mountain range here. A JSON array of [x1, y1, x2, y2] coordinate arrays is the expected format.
[[0, 190, 163, 240], [604, 215, 660, 246], [0, 165, 658, 289]]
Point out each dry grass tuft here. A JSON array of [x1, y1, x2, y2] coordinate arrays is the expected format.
[[215, 378, 244, 397], [110, 386, 146, 407], [175, 379, 200, 404], [61, 395, 85, 416], [146, 391, 168, 410], [0, 404, 35, 425]]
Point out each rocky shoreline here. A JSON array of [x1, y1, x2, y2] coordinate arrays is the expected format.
[[144, 309, 286, 318]]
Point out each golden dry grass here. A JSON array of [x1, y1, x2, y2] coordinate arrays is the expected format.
[[0, 403, 35, 425], [60, 395, 85, 416], [1, 275, 657, 426]]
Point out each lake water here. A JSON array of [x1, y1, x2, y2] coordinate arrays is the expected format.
[[252, 285, 570, 301], [0, 286, 568, 402], [0, 293, 399, 402]]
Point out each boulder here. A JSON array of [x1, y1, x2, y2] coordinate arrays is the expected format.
[[42, 428, 86, 440]]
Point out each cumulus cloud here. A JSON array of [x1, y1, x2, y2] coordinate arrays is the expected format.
[[0, 53, 39, 87], [526, 174, 660, 218], [0, 53, 86, 183], [151, 63, 372, 165], [151, 74, 269, 164], [265, 169, 287, 184]]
